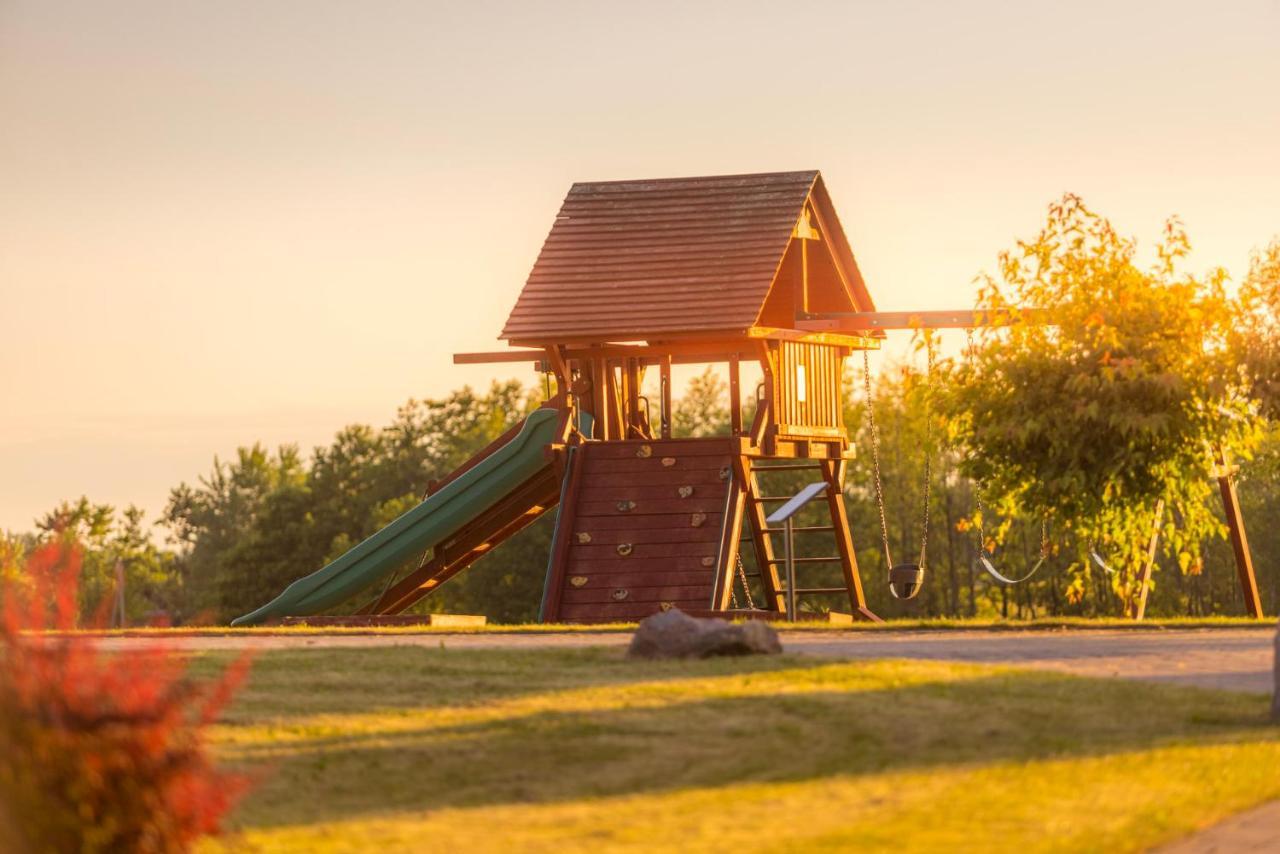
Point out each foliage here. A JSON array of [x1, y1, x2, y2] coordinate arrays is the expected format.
[[0, 543, 250, 853], [1233, 238, 1280, 418], [34, 499, 180, 625], [941, 195, 1261, 609], [162, 381, 543, 622]]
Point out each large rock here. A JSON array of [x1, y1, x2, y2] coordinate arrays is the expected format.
[[627, 608, 783, 660]]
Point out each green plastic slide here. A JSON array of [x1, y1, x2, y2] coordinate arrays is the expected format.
[[231, 407, 562, 626]]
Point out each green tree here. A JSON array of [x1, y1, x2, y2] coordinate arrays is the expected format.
[[942, 195, 1260, 611]]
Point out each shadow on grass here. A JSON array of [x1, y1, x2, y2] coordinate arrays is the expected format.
[[211, 648, 1279, 831]]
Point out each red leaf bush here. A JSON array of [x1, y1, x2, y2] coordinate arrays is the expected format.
[[0, 542, 251, 853]]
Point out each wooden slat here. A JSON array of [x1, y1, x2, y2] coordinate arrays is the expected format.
[[569, 527, 721, 546], [561, 585, 713, 605]]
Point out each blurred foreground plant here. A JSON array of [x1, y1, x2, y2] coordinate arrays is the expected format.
[[0, 542, 251, 853]]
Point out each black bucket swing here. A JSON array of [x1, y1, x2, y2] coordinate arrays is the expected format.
[[861, 343, 933, 600]]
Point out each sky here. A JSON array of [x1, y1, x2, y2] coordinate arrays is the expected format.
[[2, 0, 1278, 532]]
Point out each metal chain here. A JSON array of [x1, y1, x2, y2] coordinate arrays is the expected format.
[[735, 552, 756, 610], [919, 337, 934, 570], [862, 348, 895, 571]]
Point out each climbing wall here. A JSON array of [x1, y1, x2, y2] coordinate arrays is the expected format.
[[544, 438, 737, 622]]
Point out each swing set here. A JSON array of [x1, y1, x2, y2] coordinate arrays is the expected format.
[[850, 317, 1262, 619]]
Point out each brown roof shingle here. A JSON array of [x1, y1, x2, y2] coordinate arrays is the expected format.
[[500, 170, 868, 343]]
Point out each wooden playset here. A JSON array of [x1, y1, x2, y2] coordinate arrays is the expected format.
[[232, 170, 1264, 627]]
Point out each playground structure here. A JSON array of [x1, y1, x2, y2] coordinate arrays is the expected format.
[[232, 170, 1265, 626]]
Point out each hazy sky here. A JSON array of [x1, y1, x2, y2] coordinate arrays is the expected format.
[[2, 0, 1278, 532]]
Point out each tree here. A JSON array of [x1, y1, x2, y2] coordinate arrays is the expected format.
[[942, 195, 1260, 611], [1233, 238, 1280, 419]]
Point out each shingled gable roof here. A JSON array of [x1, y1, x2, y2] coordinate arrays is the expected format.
[[499, 170, 875, 344]]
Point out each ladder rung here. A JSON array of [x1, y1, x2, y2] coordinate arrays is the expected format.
[[766, 556, 844, 564], [762, 525, 835, 534], [753, 496, 793, 502], [791, 587, 850, 595]]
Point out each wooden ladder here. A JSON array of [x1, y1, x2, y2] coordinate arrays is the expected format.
[[735, 458, 878, 621]]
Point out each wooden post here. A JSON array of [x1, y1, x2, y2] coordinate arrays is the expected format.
[[1216, 447, 1264, 618], [1132, 500, 1165, 621], [820, 459, 880, 622]]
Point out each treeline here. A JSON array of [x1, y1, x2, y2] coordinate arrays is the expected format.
[[3, 367, 1275, 625]]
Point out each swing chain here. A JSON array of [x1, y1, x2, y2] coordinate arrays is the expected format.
[[731, 552, 756, 611], [862, 348, 895, 571], [918, 336, 934, 569]]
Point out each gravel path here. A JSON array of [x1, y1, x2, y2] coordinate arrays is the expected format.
[[96, 626, 1276, 694]]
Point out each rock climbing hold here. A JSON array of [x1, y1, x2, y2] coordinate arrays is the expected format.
[[616, 500, 636, 512], [616, 543, 634, 556], [570, 576, 589, 588], [700, 556, 715, 568], [659, 601, 674, 612], [661, 457, 676, 467], [678, 485, 694, 498], [690, 512, 707, 528], [636, 445, 652, 458], [575, 532, 592, 544], [612, 588, 630, 601], [719, 465, 731, 481]]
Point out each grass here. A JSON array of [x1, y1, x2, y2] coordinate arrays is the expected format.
[[64, 613, 1276, 638], [192, 645, 1280, 853]]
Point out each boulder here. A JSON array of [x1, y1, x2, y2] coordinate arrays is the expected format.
[[627, 608, 783, 660]]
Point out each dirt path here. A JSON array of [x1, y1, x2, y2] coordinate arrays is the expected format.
[[96, 627, 1276, 694]]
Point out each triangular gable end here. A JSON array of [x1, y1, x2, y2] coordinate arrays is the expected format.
[[753, 174, 876, 330]]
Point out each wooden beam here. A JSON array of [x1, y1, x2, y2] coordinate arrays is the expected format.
[[454, 349, 551, 365], [796, 308, 1051, 332], [1131, 499, 1165, 621], [820, 459, 880, 622], [1216, 447, 1264, 618], [660, 356, 673, 440]]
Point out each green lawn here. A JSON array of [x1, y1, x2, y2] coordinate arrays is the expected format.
[[196, 646, 1279, 853]]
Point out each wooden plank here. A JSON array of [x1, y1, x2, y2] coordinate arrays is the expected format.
[[577, 498, 726, 516], [821, 459, 880, 622], [1217, 450, 1264, 618], [737, 455, 785, 612], [796, 308, 1051, 332], [583, 438, 733, 458], [661, 354, 673, 440], [541, 447, 588, 622], [574, 513, 724, 531], [1132, 500, 1166, 621], [569, 541, 723, 559], [453, 350, 551, 365], [712, 462, 747, 610], [729, 355, 742, 436], [559, 570, 717, 587], [578, 484, 728, 502], [582, 455, 734, 474], [576, 468, 730, 487], [566, 555, 723, 574], [569, 527, 722, 546]]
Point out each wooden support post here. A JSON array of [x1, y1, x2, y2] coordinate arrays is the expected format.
[[660, 356, 673, 439], [729, 355, 742, 436], [712, 468, 747, 611], [540, 449, 587, 623], [736, 455, 785, 612], [625, 358, 641, 437], [1132, 499, 1165, 621], [1216, 447, 1264, 618], [820, 459, 880, 622]]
